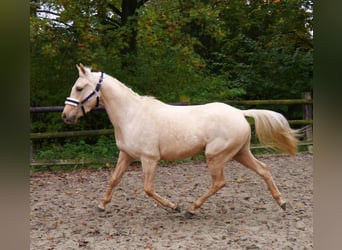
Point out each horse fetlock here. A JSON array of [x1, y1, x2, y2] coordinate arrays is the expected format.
[[98, 198, 110, 210], [173, 203, 182, 213], [187, 203, 198, 215]]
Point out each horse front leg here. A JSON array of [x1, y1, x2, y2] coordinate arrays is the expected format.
[[141, 158, 180, 212], [97, 151, 133, 211]]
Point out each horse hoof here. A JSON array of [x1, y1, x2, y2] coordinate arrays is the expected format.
[[174, 205, 182, 213], [280, 202, 287, 211], [184, 211, 195, 219], [96, 206, 105, 213]]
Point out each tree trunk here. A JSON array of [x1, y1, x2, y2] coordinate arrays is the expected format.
[[121, 0, 138, 71]]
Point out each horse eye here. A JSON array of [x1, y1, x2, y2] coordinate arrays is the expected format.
[[76, 87, 83, 92]]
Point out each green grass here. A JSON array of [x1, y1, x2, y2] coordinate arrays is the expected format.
[[31, 136, 311, 173], [31, 136, 119, 172], [33, 136, 119, 161]]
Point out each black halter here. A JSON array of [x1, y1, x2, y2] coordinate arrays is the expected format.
[[65, 72, 104, 116]]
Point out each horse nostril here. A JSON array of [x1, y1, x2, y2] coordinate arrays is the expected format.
[[62, 113, 76, 124]]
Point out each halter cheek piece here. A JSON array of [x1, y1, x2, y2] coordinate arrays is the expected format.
[[65, 72, 104, 116]]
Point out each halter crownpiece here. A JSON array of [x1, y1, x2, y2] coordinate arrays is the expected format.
[[65, 72, 104, 115]]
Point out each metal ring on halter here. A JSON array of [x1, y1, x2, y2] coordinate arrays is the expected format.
[[64, 72, 104, 116]]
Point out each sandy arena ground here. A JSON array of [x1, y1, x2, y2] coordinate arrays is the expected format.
[[30, 152, 313, 249]]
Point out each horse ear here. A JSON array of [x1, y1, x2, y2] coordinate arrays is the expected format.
[[76, 63, 87, 76]]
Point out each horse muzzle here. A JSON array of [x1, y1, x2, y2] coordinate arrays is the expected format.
[[62, 112, 77, 124]]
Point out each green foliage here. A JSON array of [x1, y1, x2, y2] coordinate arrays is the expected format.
[[30, 0, 313, 105], [209, 0, 313, 99], [34, 136, 119, 160], [30, 0, 313, 162]]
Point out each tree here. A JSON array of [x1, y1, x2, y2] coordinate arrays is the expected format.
[[214, 0, 313, 99], [30, 0, 313, 133], [30, 0, 148, 135], [30, 0, 152, 105]]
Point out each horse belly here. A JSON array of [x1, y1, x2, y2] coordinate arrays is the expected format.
[[159, 133, 205, 161]]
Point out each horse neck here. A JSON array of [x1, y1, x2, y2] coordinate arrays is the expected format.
[[99, 77, 141, 128]]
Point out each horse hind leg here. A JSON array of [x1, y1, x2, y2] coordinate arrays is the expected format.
[[185, 138, 249, 217], [233, 148, 287, 210], [186, 154, 228, 217]]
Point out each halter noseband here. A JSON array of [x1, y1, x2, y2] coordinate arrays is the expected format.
[[65, 72, 104, 116]]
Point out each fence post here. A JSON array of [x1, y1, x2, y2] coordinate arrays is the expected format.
[[302, 92, 313, 141], [30, 113, 33, 160]]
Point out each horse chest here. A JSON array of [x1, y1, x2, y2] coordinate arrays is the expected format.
[[114, 126, 160, 159]]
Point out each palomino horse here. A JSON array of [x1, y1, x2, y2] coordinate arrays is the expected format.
[[62, 64, 298, 217]]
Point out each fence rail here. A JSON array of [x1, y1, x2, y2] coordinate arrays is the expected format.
[[29, 99, 312, 113], [30, 120, 313, 140], [30, 98, 313, 140], [30, 96, 313, 166]]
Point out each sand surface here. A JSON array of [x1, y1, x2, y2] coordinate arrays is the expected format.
[[30, 153, 313, 249]]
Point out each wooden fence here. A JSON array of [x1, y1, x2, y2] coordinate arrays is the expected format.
[[30, 95, 313, 166]]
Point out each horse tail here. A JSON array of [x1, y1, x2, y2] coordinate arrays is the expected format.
[[242, 109, 300, 156]]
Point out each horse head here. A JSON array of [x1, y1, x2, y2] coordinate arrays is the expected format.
[[62, 63, 104, 124]]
